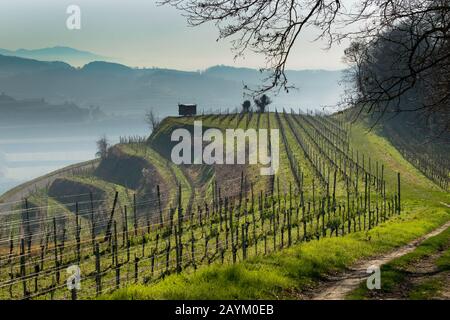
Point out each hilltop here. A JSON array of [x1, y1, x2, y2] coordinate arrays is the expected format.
[[0, 53, 343, 115], [0, 46, 108, 67]]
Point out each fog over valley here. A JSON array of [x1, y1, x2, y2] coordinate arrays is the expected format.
[[0, 116, 148, 195], [0, 48, 344, 195]]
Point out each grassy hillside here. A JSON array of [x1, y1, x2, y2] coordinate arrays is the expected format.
[[347, 225, 450, 300], [0, 111, 448, 300]]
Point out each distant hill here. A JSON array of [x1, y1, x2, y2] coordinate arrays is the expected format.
[[0, 93, 104, 126], [0, 46, 109, 67], [0, 54, 72, 76], [204, 65, 342, 86], [0, 54, 344, 117], [203, 65, 343, 109]]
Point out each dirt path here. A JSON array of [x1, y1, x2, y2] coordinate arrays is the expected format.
[[440, 202, 450, 208], [309, 219, 450, 300], [379, 249, 450, 299]]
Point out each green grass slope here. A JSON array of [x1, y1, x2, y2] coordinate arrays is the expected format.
[[105, 118, 449, 300], [1, 112, 448, 300]]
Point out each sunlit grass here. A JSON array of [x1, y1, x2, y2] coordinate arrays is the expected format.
[[105, 203, 449, 300], [347, 225, 450, 300]]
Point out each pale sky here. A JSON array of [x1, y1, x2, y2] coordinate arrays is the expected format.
[[0, 0, 350, 71]]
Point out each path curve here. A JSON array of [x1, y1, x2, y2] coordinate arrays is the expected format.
[[310, 216, 450, 300]]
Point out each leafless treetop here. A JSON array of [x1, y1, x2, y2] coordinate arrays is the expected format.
[[160, 0, 343, 93], [160, 0, 449, 133]]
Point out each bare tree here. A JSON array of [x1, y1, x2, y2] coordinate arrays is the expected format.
[[145, 109, 160, 131], [254, 95, 272, 113], [160, 0, 450, 132], [160, 0, 342, 93], [242, 100, 251, 113], [96, 135, 109, 160]]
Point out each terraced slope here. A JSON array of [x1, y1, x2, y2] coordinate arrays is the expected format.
[[0, 111, 448, 300]]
